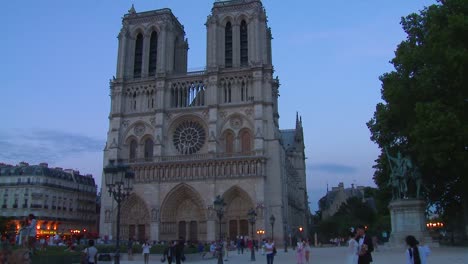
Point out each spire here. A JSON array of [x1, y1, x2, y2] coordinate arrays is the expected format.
[[128, 4, 136, 15]]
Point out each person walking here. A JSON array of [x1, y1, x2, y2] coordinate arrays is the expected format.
[[296, 241, 305, 264], [82, 239, 98, 264], [164, 241, 176, 264], [405, 235, 430, 264], [174, 238, 185, 264], [265, 239, 275, 264], [27, 214, 37, 255], [127, 238, 134, 260], [304, 240, 311, 263], [142, 240, 151, 264]]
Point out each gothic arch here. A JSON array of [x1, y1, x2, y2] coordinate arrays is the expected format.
[[160, 183, 207, 241], [160, 183, 207, 222], [219, 113, 254, 135], [221, 129, 235, 153], [118, 194, 150, 241], [120, 121, 154, 144], [222, 185, 255, 239], [235, 14, 251, 25], [239, 128, 253, 153], [220, 15, 235, 27], [144, 25, 161, 36], [130, 26, 145, 39]]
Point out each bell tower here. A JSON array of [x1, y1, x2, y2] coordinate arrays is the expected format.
[[116, 5, 188, 79], [206, 0, 272, 70]]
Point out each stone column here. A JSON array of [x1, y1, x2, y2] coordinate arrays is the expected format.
[[141, 33, 150, 77]]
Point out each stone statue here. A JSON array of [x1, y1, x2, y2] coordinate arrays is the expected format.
[[385, 148, 423, 199]]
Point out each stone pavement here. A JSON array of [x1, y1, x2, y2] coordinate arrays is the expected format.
[[111, 246, 468, 264]]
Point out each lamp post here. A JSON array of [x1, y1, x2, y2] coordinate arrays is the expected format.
[[104, 160, 134, 264], [269, 214, 275, 241], [213, 195, 225, 264], [247, 208, 257, 261]]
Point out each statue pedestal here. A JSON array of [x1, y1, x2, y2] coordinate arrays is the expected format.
[[388, 199, 437, 247]]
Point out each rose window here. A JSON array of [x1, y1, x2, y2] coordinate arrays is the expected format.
[[173, 120, 206, 154]]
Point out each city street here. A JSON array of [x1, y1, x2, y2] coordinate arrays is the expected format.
[[112, 246, 468, 264]]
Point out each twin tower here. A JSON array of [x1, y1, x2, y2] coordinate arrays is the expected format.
[[101, 0, 308, 244], [115, 0, 272, 79]]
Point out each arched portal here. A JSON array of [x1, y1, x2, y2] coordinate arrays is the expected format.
[[222, 186, 254, 240], [160, 184, 207, 242], [119, 194, 150, 241]]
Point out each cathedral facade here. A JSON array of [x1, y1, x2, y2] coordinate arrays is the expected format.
[[100, 0, 309, 244]]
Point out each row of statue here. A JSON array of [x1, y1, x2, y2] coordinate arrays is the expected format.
[[385, 148, 423, 200]]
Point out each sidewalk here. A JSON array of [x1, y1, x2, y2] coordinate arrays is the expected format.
[[108, 246, 467, 264]]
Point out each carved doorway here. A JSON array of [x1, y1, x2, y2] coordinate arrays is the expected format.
[[178, 221, 186, 239], [229, 220, 238, 239], [190, 221, 198, 241]]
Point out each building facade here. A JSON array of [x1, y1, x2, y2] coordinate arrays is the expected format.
[[0, 162, 98, 237], [100, 0, 309, 244], [318, 182, 367, 219]]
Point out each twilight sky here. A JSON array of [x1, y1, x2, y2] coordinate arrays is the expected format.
[[0, 0, 435, 211]]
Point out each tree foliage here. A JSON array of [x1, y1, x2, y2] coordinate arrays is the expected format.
[[367, 0, 468, 229]]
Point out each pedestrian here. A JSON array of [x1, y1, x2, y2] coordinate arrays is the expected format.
[[18, 219, 29, 247], [27, 214, 37, 255], [296, 241, 305, 264], [82, 239, 98, 264], [224, 238, 229, 261], [304, 240, 311, 263], [346, 229, 359, 264], [265, 239, 275, 264], [236, 236, 241, 254], [240, 236, 245, 254], [405, 235, 430, 264], [356, 225, 373, 264], [127, 237, 133, 260], [163, 241, 176, 264], [174, 238, 185, 264], [142, 240, 151, 264]]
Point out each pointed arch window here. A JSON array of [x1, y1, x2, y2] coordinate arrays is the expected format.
[[133, 33, 143, 78], [240, 130, 252, 153], [240, 20, 248, 66], [149, 31, 158, 75], [144, 138, 154, 160], [129, 139, 137, 161], [225, 22, 233, 68], [225, 131, 234, 154]]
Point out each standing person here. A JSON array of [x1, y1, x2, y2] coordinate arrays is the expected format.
[[304, 240, 311, 263], [356, 225, 373, 264], [240, 236, 245, 254], [223, 238, 229, 261], [405, 235, 430, 264], [265, 239, 275, 264], [142, 240, 151, 264], [82, 239, 98, 264], [27, 214, 37, 255], [18, 219, 29, 247], [127, 238, 133, 260], [296, 241, 305, 264], [346, 230, 359, 264], [163, 241, 176, 264], [236, 236, 241, 254], [174, 238, 185, 264]]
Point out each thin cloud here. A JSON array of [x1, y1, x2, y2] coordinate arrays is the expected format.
[[307, 163, 358, 174], [0, 129, 104, 164]]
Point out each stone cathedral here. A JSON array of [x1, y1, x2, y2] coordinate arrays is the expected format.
[[100, 0, 309, 244]]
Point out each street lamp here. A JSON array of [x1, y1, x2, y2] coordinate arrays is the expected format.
[[213, 195, 225, 264], [247, 208, 257, 261], [104, 160, 134, 264], [269, 214, 275, 241], [298, 226, 303, 240]]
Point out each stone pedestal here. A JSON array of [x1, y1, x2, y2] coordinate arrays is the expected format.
[[388, 199, 436, 247]]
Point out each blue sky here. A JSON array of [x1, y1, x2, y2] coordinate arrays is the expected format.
[[0, 0, 435, 211]]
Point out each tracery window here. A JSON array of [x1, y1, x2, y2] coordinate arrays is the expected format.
[[225, 22, 233, 68], [240, 20, 248, 66], [224, 131, 234, 154], [149, 31, 158, 75], [173, 121, 206, 155], [240, 130, 252, 153], [134, 33, 143, 78], [129, 139, 138, 161], [224, 83, 232, 103], [144, 138, 154, 160]]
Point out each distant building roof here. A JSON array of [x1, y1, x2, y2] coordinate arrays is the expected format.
[[0, 163, 95, 186], [280, 129, 296, 150]]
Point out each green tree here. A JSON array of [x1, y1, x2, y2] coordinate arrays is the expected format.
[[367, 0, 468, 235]]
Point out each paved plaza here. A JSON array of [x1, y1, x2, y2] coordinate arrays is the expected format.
[[111, 246, 468, 264]]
